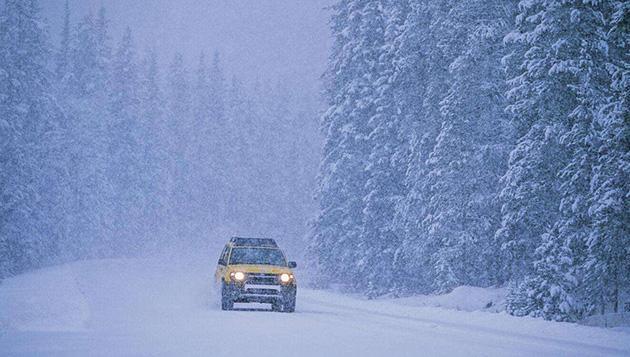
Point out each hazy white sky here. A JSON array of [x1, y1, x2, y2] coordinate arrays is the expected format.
[[41, 0, 333, 96]]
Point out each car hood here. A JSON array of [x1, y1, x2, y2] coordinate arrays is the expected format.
[[228, 264, 292, 275]]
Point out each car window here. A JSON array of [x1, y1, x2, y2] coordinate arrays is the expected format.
[[218, 246, 229, 265], [228, 247, 286, 266]]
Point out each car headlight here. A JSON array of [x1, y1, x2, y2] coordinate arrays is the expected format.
[[280, 273, 291, 283], [232, 271, 245, 281]]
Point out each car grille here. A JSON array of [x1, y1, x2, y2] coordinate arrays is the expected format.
[[246, 273, 278, 285], [245, 287, 279, 295]]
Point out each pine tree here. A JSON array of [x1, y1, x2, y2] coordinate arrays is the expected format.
[[359, 0, 408, 296], [71, 11, 109, 97], [506, 234, 579, 321], [396, 0, 466, 293], [498, 0, 576, 283], [393, 0, 434, 293], [138, 48, 168, 251], [585, 0, 630, 315], [165, 53, 193, 241], [421, 0, 512, 292], [0, 0, 59, 276], [66, 9, 114, 258], [307, 0, 372, 288], [223, 76, 253, 222], [547, 0, 611, 319], [207, 51, 228, 222], [190, 51, 226, 231], [108, 27, 142, 254], [518, 228, 581, 321]]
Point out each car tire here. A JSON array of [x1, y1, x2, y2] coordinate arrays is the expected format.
[[221, 282, 233, 311], [271, 300, 282, 312], [282, 294, 296, 313]]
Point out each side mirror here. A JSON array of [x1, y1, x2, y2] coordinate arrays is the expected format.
[[288, 261, 297, 269]]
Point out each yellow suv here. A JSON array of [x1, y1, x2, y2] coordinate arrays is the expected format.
[[215, 237, 297, 312]]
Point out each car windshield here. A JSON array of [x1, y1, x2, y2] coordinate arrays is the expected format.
[[229, 247, 286, 266]]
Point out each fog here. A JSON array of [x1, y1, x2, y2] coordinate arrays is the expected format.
[[42, 0, 332, 97], [35, 0, 333, 257]]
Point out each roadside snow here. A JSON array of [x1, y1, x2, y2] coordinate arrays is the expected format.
[[390, 285, 506, 312], [0, 264, 89, 332], [581, 312, 630, 329]]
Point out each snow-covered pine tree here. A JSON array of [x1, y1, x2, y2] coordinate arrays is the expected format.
[[108, 27, 143, 254], [138, 48, 168, 251], [0, 0, 60, 276], [307, 0, 372, 289], [72, 9, 109, 97], [165, 53, 193, 242], [506, 226, 580, 321], [396, 0, 465, 293], [222, 76, 250, 221], [207, 52, 228, 221], [543, 0, 612, 320], [393, 0, 434, 293], [189, 52, 215, 230], [498, 0, 576, 285], [584, 0, 629, 315], [189, 51, 228, 234], [411, 0, 471, 292], [420, 0, 512, 292], [506, 0, 617, 321], [67, 8, 114, 258], [50, 1, 76, 262], [359, 0, 407, 297]]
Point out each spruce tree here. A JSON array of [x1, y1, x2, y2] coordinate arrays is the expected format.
[[422, 0, 511, 292], [0, 0, 59, 276], [138, 48, 168, 250], [498, 0, 575, 282], [585, 0, 630, 315], [67, 9, 114, 257], [307, 0, 371, 288], [394, 0, 434, 293], [165, 53, 193, 241], [359, 0, 408, 296], [108, 27, 142, 254]]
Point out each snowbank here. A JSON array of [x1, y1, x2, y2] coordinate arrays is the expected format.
[[0, 264, 89, 332], [580, 312, 630, 330], [390, 286, 507, 313]]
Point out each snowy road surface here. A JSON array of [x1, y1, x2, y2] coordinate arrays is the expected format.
[[1, 258, 629, 356]]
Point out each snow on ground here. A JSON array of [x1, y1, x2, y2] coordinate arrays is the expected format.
[[581, 313, 630, 331], [389, 285, 507, 313], [1, 258, 629, 357], [0, 264, 89, 332]]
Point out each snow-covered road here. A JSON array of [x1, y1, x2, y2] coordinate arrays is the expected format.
[[1, 258, 628, 356]]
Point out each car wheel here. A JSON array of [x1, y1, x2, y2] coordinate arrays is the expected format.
[[221, 282, 233, 311], [282, 294, 296, 313], [271, 300, 282, 312]]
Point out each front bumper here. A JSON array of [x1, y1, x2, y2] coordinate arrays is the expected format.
[[224, 281, 296, 304]]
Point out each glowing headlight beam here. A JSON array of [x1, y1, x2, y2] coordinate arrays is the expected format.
[[233, 271, 245, 281], [280, 273, 291, 283]]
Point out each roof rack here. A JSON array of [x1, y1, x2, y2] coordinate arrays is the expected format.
[[229, 237, 278, 248]]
